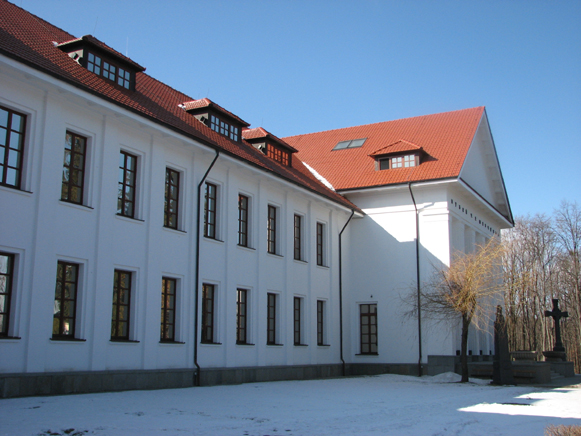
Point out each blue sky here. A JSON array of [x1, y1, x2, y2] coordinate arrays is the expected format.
[[19, 0, 581, 218]]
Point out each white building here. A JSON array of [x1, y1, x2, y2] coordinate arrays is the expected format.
[[0, 1, 512, 397]]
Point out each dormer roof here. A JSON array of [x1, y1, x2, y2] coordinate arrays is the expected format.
[[181, 98, 250, 127], [243, 127, 298, 153], [369, 140, 422, 157], [57, 35, 145, 72]]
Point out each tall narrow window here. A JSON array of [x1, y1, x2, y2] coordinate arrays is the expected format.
[[360, 304, 378, 355], [201, 284, 215, 343], [294, 214, 302, 260], [111, 269, 132, 340], [316, 222, 325, 266], [293, 297, 302, 345], [236, 288, 248, 344], [204, 182, 217, 239], [267, 293, 277, 345], [317, 300, 325, 346], [0, 106, 26, 189], [267, 205, 277, 254], [160, 277, 177, 341], [53, 262, 79, 338], [118, 151, 137, 218], [0, 253, 15, 337], [61, 132, 87, 204], [238, 194, 249, 247], [164, 168, 180, 229]]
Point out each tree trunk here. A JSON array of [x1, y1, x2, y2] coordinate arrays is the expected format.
[[460, 314, 470, 382]]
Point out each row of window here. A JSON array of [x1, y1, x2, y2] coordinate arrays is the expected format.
[[2, 106, 328, 263], [1, 252, 377, 354]]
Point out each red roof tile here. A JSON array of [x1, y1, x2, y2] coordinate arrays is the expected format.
[[181, 98, 250, 127], [0, 0, 357, 212], [243, 127, 298, 152], [284, 107, 485, 191], [369, 140, 422, 157]]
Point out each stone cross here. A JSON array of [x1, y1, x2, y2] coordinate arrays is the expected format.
[[544, 299, 569, 352]]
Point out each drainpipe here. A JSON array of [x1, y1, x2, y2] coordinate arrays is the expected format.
[[408, 183, 423, 377], [193, 150, 220, 386], [339, 209, 355, 376]]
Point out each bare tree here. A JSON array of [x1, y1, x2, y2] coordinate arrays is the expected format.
[[411, 239, 506, 382]]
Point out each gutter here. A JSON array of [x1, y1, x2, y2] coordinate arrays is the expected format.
[[408, 183, 423, 377], [339, 210, 355, 376], [193, 150, 220, 386]]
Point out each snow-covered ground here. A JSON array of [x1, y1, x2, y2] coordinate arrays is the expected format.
[[1, 373, 580, 436]]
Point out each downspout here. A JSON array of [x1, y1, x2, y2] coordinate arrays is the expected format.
[[408, 183, 423, 377], [339, 209, 355, 376], [193, 150, 220, 386]]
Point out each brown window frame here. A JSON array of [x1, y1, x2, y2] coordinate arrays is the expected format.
[[204, 182, 217, 239], [294, 214, 302, 260], [118, 151, 137, 218], [360, 303, 378, 355], [61, 131, 87, 205], [86, 51, 132, 90], [267, 205, 277, 255], [316, 222, 325, 266], [236, 288, 248, 344], [238, 194, 249, 247], [0, 105, 26, 189], [317, 300, 325, 346], [0, 253, 15, 337], [160, 277, 177, 342], [164, 168, 180, 230], [293, 297, 302, 345], [209, 114, 240, 142], [53, 261, 79, 339], [266, 143, 289, 166], [201, 283, 215, 343], [111, 269, 132, 340], [267, 292, 277, 345]]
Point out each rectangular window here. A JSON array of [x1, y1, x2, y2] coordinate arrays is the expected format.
[[293, 297, 302, 345], [238, 194, 249, 247], [236, 288, 248, 344], [267, 293, 277, 345], [204, 182, 217, 239], [111, 269, 132, 340], [0, 253, 15, 337], [294, 214, 302, 260], [164, 168, 180, 229], [317, 300, 325, 346], [267, 205, 277, 254], [86, 52, 102, 75], [201, 283, 215, 343], [266, 143, 289, 166], [317, 222, 325, 266], [160, 277, 177, 341], [53, 261, 79, 338], [118, 151, 137, 218], [0, 105, 26, 189], [61, 131, 87, 204], [86, 52, 131, 90], [360, 303, 378, 355]]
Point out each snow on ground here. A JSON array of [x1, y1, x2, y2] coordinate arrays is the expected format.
[[0, 373, 580, 436]]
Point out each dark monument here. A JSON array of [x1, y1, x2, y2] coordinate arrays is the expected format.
[[492, 305, 515, 385], [543, 298, 569, 361]]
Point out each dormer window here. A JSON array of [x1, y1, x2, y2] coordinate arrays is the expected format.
[[181, 99, 249, 143], [243, 127, 297, 167], [209, 115, 239, 142], [57, 35, 145, 91], [379, 154, 419, 170]]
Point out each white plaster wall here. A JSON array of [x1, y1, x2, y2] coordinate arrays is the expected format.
[[0, 58, 350, 374]]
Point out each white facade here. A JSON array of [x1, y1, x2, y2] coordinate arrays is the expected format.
[[0, 55, 351, 377]]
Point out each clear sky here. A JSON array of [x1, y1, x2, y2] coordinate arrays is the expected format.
[[17, 0, 581, 218]]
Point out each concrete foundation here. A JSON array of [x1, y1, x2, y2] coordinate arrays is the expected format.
[[549, 361, 575, 378], [427, 355, 493, 376]]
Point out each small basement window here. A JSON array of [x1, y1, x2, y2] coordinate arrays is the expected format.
[[333, 138, 366, 150]]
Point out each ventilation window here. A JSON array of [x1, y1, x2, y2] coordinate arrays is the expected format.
[[333, 138, 366, 150]]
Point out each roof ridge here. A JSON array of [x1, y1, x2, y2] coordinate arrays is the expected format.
[[283, 107, 485, 140]]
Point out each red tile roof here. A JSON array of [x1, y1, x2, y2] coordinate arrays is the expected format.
[[284, 107, 485, 191], [369, 140, 422, 157], [0, 0, 357, 212]]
